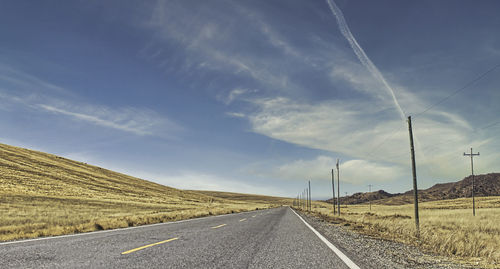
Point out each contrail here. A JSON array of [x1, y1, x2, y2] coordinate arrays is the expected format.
[[326, 0, 406, 121]]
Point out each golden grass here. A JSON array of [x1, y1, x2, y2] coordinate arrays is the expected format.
[[0, 143, 283, 241], [297, 197, 500, 268]]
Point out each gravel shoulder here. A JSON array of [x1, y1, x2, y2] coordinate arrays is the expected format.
[[296, 210, 479, 269]]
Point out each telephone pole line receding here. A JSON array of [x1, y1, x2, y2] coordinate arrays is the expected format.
[[336, 159, 340, 216], [331, 169, 336, 214], [464, 148, 480, 216], [407, 116, 420, 237]]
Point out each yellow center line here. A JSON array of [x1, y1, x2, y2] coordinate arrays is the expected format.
[[121, 237, 178, 255], [211, 224, 227, 229], [239, 218, 247, 222]]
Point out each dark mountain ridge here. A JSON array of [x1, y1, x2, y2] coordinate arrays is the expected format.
[[326, 173, 500, 205]]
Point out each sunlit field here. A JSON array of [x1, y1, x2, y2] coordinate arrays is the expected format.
[[297, 197, 500, 268], [0, 143, 281, 241]]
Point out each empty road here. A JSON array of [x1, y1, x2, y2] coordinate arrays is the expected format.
[[0, 207, 362, 268]]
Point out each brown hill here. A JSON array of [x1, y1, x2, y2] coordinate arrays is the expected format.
[[326, 173, 500, 205], [325, 190, 394, 205]]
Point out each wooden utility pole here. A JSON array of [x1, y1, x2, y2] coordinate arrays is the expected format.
[[305, 187, 308, 212], [336, 159, 340, 216], [464, 148, 479, 216], [368, 184, 373, 211], [306, 187, 309, 211], [308, 180, 311, 212], [407, 116, 420, 237], [302, 190, 304, 210], [304, 189, 307, 211], [331, 169, 336, 214], [301, 191, 304, 210]]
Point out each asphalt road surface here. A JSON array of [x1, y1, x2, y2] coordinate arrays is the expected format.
[[0, 207, 362, 268]]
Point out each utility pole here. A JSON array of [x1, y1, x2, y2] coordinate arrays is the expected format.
[[305, 187, 308, 212], [308, 180, 311, 212], [304, 189, 307, 210], [337, 159, 340, 216], [368, 184, 373, 211], [307, 186, 309, 211], [345, 192, 348, 208], [464, 148, 480, 216], [331, 169, 336, 214], [407, 116, 420, 237], [301, 190, 304, 210]]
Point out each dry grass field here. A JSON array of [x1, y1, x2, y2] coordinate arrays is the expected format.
[[297, 197, 500, 268], [0, 143, 282, 241]]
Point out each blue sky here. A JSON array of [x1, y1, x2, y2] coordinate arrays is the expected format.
[[1, 0, 499, 199]]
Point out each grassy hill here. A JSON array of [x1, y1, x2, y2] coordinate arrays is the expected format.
[[0, 143, 284, 241]]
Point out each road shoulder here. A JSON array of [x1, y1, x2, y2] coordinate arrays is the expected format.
[[296, 210, 473, 269]]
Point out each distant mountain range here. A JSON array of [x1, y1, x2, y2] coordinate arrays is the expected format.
[[326, 173, 500, 205]]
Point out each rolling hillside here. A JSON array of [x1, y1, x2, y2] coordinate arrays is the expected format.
[[0, 143, 280, 241], [192, 190, 291, 204]]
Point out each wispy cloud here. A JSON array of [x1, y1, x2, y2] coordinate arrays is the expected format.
[[139, 0, 499, 184], [0, 64, 71, 96], [218, 88, 252, 105], [225, 112, 246, 118], [243, 95, 497, 182], [272, 155, 405, 184], [0, 66, 182, 138], [38, 104, 180, 137], [142, 0, 312, 96]]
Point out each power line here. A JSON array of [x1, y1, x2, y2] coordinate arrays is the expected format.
[[414, 63, 500, 118], [364, 63, 499, 160], [365, 125, 406, 158], [477, 120, 500, 131]]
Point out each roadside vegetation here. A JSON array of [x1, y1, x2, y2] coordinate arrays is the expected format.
[[295, 197, 500, 268], [0, 143, 282, 241]]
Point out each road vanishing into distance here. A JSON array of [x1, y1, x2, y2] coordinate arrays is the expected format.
[[0, 207, 362, 268]]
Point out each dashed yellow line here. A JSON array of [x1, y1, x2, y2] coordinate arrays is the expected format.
[[239, 218, 247, 222], [211, 224, 227, 229], [121, 237, 178, 255]]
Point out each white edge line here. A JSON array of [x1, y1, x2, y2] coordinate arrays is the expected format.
[[290, 207, 361, 269], [0, 207, 280, 246]]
